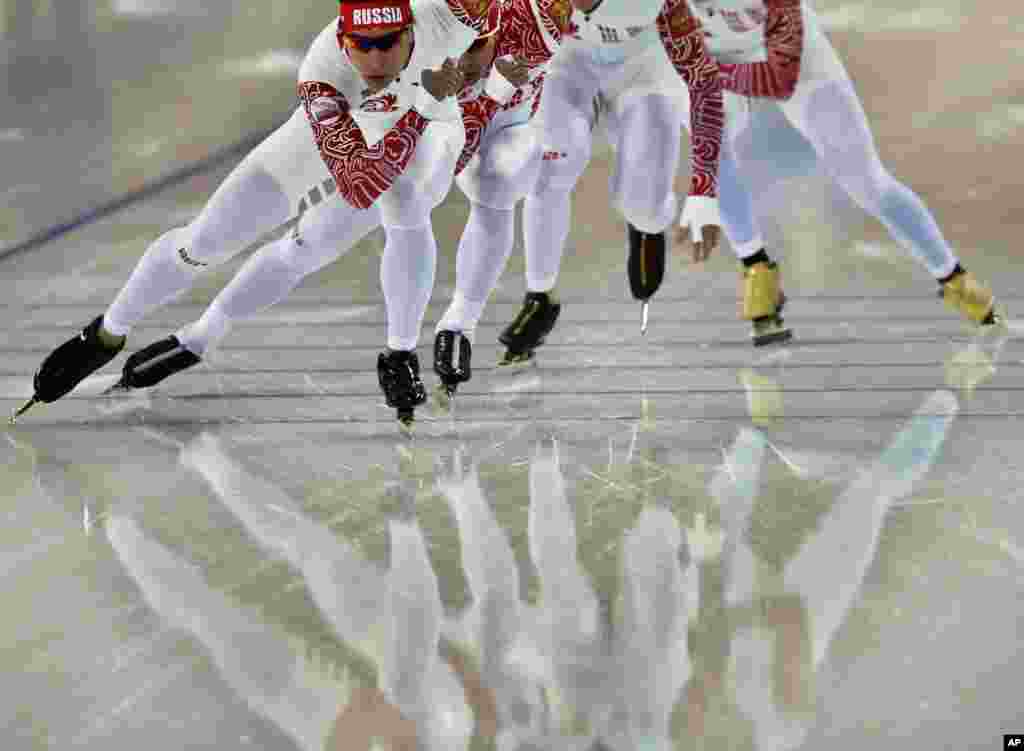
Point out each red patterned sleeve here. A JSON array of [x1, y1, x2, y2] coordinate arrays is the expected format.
[[445, 0, 497, 34], [717, 0, 804, 99], [453, 0, 571, 175], [656, 0, 723, 198], [494, 0, 572, 60], [298, 81, 429, 210], [455, 95, 504, 175]]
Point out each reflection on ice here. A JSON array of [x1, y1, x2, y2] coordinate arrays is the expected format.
[[106, 514, 345, 751], [98, 381, 960, 749], [179, 433, 472, 750], [694, 389, 958, 749]]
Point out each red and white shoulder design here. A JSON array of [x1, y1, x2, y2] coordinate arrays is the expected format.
[[438, 0, 497, 35], [524, 0, 573, 55], [562, 0, 664, 46], [490, 0, 567, 68], [711, 0, 805, 99], [413, 0, 497, 37], [403, 0, 486, 74]]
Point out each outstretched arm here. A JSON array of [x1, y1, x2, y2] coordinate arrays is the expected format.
[[717, 0, 804, 100], [656, 0, 723, 199]]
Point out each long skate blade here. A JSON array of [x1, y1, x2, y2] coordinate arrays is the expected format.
[[640, 300, 650, 336], [10, 397, 39, 425], [752, 327, 793, 347]]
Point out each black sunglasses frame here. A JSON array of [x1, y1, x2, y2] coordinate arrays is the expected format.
[[344, 27, 408, 52]]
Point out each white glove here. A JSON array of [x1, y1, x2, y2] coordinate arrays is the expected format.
[[679, 194, 721, 243]]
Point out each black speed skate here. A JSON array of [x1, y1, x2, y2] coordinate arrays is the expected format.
[[498, 291, 561, 366], [13, 316, 125, 422], [378, 350, 427, 428], [626, 223, 666, 335], [433, 330, 472, 410], [109, 336, 201, 392]]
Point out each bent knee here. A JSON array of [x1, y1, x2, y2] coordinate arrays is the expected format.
[[533, 118, 591, 194]]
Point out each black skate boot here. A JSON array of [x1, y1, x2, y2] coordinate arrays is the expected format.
[[378, 350, 428, 429], [498, 291, 562, 366], [111, 336, 202, 392], [13, 316, 126, 422], [433, 330, 472, 410], [627, 223, 666, 335]]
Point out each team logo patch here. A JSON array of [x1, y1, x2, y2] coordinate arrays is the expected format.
[[309, 96, 344, 124]]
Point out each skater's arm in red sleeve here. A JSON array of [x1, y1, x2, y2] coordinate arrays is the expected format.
[[298, 81, 429, 210], [717, 0, 804, 100], [455, 0, 574, 176], [454, 58, 528, 174], [656, 0, 723, 198], [456, 95, 505, 175], [494, 0, 572, 63], [444, 0, 499, 35]]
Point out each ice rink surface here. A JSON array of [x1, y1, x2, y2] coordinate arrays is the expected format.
[[1, 1, 1023, 749]]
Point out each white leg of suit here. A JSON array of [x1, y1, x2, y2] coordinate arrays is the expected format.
[[378, 120, 464, 351], [438, 112, 543, 337], [104, 108, 331, 336]]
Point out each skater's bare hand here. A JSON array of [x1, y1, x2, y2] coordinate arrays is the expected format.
[[422, 58, 465, 100], [494, 57, 531, 87], [676, 223, 720, 264]]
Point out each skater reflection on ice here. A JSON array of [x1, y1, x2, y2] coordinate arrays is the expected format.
[[684, 390, 958, 749], [98, 380, 957, 749]]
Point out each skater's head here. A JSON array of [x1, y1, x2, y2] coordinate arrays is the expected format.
[[570, 0, 600, 11], [339, 0, 414, 90]]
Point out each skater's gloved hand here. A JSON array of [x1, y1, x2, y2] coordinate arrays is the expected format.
[[677, 195, 721, 264], [422, 58, 465, 101], [493, 56, 531, 88]]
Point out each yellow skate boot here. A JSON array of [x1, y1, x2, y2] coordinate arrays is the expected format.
[[940, 268, 1002, 326], [742, 260, 793, 347]]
